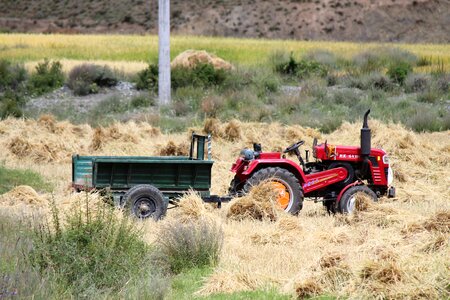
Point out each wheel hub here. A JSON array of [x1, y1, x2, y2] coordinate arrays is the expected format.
[[269, 181, 291, 210]]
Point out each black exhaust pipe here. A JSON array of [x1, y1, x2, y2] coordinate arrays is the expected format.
[[361, 109, 371, 176]]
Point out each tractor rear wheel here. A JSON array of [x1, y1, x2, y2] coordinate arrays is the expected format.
[[122, 185, 167, 220], [243, 167, 303, 215], [339, 185, 377, 214]]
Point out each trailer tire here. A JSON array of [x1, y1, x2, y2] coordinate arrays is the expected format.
[[243, 167, 303, 215], [122, 185, 167, 220], [339, 185, 377, 214]]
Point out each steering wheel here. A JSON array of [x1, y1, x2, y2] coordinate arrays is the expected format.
[[283, 140, 305, 153]]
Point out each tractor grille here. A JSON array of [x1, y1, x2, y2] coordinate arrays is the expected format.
[[372, 168, 382, 183]]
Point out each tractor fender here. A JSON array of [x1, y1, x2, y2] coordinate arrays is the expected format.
[[336, 180, 363, 203], [242, 159, 307, 183]]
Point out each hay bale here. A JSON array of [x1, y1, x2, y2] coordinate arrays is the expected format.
[[319, 252, 345, 269], [227, 182, 286, 221], [360, 260, 403, 284], [171, 50, 233, 70], [158, 140, 189, 156], [402, 211, 450, 235], [276, 215, 301, 232], [8, 136, 32, 157], [171, 190, 214, 222], [204, 118, 223, 138], [195, 269, 259, 296], [0, 185, 46, 207], [294, 278, 323, 299], [90, 127, 105, 151], [224, 120, 241, 141], [38, 114, 57, 132]]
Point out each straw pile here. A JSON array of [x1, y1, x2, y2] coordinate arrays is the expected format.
[[0, 185, 47, 207], [171, 50, 233, 70], [227, 181, 286, 221], [158, 140, 189, 156], [169, 190, 216, 223]]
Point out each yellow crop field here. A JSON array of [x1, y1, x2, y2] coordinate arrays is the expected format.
[[1, 34, 449, 72]]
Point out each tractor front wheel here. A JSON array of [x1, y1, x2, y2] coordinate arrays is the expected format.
[[243, 167, 303, 215], [339, 185, 377, 214]]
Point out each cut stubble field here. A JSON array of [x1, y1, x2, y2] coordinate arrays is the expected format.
[[0, 116, 448, 299]]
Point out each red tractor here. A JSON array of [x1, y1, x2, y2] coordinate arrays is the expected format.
[[229, 110, 395, 214]]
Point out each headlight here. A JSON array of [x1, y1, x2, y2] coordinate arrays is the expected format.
[[240, 149, 255, 161], [387, 167, 394, 185], [382, 155, 389, 164]]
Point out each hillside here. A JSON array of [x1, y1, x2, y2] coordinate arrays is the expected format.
[[0, 0, 449, 43]]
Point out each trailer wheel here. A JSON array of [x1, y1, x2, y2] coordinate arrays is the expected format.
[[339, 185, 377, 214], [122, 185, 167, 220], [243, 167, 303, 215]]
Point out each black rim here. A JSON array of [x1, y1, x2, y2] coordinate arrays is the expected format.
[[132, 197, 156, 218]]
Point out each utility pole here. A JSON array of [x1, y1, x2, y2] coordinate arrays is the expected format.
[[158, 0, 171, 105]]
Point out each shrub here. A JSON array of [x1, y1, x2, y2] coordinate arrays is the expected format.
[[273, 53, 327, 79], [0, 91, 24, 119], [135, 64, 158, 90], [404, 73, 430, 93], [31, 195, 152, 296], [0, 215, 56, 299], [130, 95, 154, 108], [0, 59, 27, 92], [387, 61, 413, 85], [417, 88, 442, 104], [28, 59, 65, 96], [304, 49, 338, 67], [156, 219, 223, 274], [67, 64, 118, 96], [171, 63, 229, 90], [407, 110, 442, 132], [352, 47, 417, 74]]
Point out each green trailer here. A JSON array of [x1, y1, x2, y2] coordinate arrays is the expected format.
[[72, 134, 230, 219]]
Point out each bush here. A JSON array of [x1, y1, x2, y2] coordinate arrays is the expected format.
[[0, 215, 56, 299], [130, 95, 154, 108], [387, 61, 413, 85], [304, 49, 338, 67], [273, 53, 327, 79], [31, 195, 152, 296], [28, 59, 65, 96], [172, 63, 229, 90], [407, 110, 443, 132], [0, 91, 24, 119], [156, 219, 223, 274], [404, 73, 430, 93], [135, 64, 158, 90], [0, 59, 27, 92], [352, 47, 417, 74], [67, 64, 118, 96]]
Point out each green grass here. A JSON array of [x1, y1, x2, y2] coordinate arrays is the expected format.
[[0, 164, 52, 194], [169, 267, 290, 300]]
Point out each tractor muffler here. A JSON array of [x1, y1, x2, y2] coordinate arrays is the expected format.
[[361, 109, 371, 175]]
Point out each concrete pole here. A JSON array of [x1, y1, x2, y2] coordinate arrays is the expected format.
[[158, 0, 171, 105]]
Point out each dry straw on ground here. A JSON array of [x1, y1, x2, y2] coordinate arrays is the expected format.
[[0, 116, 449, 299]]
